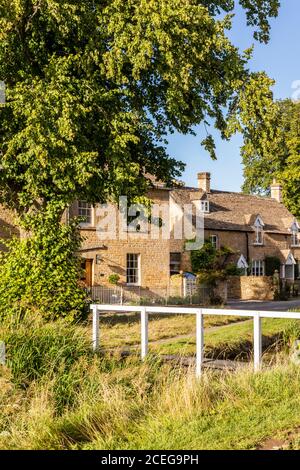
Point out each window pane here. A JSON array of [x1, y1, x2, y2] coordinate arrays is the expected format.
[[78, 201, 92, 224], [252, 260, 264, 276], [210, 235, 218, 249], [170, 252, 181, 275], [256, 228, 263, 244], [201, 201, 209, 212], [285, 265, 294, 280], [126, 254, 140, 284], [292, 231, 299, 246]]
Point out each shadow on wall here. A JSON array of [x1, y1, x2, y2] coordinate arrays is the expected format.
[[227, 276, 274, 301]]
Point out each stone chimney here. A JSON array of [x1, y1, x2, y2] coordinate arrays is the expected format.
[[197, 172, 211, 193], [270, 179, 283, 203]]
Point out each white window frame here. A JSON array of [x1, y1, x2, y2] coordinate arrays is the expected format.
[[255, 227, 264, 245], [292, 231, 300, 247], [78, 200, 94, 227], [253, 216, 264, 246], [237, 254, 249, 275], [210, 235, 219, 250], [291, 222, 300, 247], [251, 260, 265, 277], [284, 252, 297, 281], [126, 253, 141, 286]]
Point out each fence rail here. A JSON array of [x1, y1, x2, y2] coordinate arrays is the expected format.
[[90, 305, 300, 377], [86, 284, 211, 305]]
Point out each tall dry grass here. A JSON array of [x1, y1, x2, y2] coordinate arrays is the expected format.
[[1, 316, 300, 450]]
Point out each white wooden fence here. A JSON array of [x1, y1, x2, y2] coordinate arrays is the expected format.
[[90, 305, 300, 377]]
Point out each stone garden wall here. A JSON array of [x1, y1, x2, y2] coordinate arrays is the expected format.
[[228, 276, 275, 301]]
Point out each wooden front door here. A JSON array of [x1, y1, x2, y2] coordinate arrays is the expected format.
[[81, 259, 93, 287]]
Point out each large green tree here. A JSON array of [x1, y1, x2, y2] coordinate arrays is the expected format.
[[0, 0, 280, 228], [241, 98, 300, 218], [0, 0, 280, 319]]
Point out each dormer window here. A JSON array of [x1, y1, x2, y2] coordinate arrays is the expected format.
[[254, 215, 264, 245], [291, 221, 300, 247], [237, 254, 249, 276], [255, 227, 263, 245], [200, 200, 210, 213]]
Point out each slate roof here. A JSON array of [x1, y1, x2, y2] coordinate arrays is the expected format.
[[170, 188, 297, 234]]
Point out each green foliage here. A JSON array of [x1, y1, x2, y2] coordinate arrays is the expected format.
[[191, 240, 217, 272], [0, 218, 87, 322], [4, 325, 300, 450], [0, 317, 90, 388], [241, 98, 300, 217], [265, 256, 281, 276], [0, 0, 281, 319], [224, 263, 245, 276], [0, 0, 279, 223], [108, 274, 120, 285]]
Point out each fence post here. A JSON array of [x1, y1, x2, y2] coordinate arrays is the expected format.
[[120, 286, 123, 305], [92, 306, 99, 352], [253, 313, 262, 372], [141, 307, 148, 360], [196, 310, 204, 378], [183, 277, 187, 298], [0, 341, 5, 366]]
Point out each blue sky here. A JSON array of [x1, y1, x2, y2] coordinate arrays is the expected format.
[[167, 0, 300, 192]]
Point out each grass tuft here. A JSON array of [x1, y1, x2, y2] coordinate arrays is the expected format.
[[1, 315, 300, 450]]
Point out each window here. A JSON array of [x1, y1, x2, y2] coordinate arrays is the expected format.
[[295, 261, 300, 280], [80, 259, 93, 286], [210, 235, 218, 250], [170, 252, 181, 276], [200, 200, 210, 213], [284, 252, 297, 281], [254, 216, 264, 245], [255, 227, 263, 245], [126, 254, 140, 285], [291, 228, 300, 247], [251, 260, 265, 277], [237, 254, 249, 275], [78, 201, 93, 225]]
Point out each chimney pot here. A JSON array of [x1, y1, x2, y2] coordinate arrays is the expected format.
[[197, 172, 211, 193], [270, 180, 283, 203]]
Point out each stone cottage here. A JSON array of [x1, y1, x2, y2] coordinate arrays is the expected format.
[[69, 172, 300, 300]]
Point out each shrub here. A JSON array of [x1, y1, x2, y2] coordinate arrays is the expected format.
[[224, 263, 245, 276], [191, 241, 237, 288], [108, 274, 120, 285], [209, 293, 223, 306], [167, 296, 190, 305], [0, 218, 87, 323]]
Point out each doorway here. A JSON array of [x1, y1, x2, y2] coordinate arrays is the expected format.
[[81, 259, 93, 287]]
